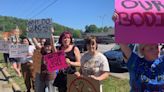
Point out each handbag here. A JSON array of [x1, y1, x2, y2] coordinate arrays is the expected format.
[[53, 71, 67, 87]]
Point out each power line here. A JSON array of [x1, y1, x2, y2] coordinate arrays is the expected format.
[[30, 0, 59, 19], [98, 14, 107, 28], [16, 0, 34, 18], [24, 0, 47, 18]]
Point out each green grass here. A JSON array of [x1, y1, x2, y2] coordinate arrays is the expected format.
[[0, 54, 26, 92], [7, 67, 26, 91], [0, 53, 130, 92], [103, 77, 130, 92]]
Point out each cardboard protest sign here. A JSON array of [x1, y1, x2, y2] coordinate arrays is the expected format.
[[0, 40, 9, 53], [44, 51, 68, 72], [9, 44, 28, 58], [115, 0, 164, 43], [32, 49, 42, 75], [67, 74, 100, 92], [27, 19, 52, 38]]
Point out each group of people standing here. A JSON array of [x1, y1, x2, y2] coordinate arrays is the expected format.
[[2, 28, 110, 92], [32, 30, 109, 92], [2, 13, 164, 92]]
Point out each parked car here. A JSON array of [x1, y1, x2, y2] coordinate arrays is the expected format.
[[103, 44, 138, 72], [97, 36, 114, 44], [54, 40, 61, 49], [74, 39, 87, 53]]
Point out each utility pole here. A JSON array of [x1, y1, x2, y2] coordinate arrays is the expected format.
[[99, 14, 107, 32]]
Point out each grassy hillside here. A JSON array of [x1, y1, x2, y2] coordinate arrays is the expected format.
[[0, 16, 82, 38]]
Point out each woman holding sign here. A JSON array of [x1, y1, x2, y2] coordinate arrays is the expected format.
[[79, 36, 110, 92], [119, 44, 164, 92], [113, 13, 164, 92], [53, 31, 81, 92]]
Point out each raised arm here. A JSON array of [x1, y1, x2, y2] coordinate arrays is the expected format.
[[119, 44, 132, 63], [32, 38, 42, 49], [112, 12, 132, 62], [15, 35, 20, 44], [112, 11, 118, 22], [50, 28, 57, 52]]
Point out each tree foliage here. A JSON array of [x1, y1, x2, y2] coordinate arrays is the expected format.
[[85, 24, 98, 33], [85, 24, 113, 33]]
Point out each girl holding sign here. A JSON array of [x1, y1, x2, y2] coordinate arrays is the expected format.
[[20, 37, 35, 92], [79, 36, 110, 92], [41, 39, 58, 92], [113, 13, 164, 92], [8, 30, 22, 77], [32, 28, 57, 92], [53, 31, 81, 92]]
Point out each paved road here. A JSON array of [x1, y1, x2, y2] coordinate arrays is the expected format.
[[0, 68, 13, 92], [97, 43, 115, 53], [109, 72, 129, 80]]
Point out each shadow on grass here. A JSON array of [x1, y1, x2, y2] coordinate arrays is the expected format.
[[110, 67, 128, 73], [0, 78, 7, 81], [0, 59, 4, 63], [0, 67, 16, 80]]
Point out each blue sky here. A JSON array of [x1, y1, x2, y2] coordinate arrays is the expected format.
[[0, 0, 114, 30]]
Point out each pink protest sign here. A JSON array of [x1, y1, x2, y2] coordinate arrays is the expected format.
[[44, 51, 68, 72], [115, 0, 164, 43]]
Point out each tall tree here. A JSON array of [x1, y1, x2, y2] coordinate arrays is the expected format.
[[85, 24, 98, 33], [72, 30, 81, 38], [103, 26, 109, 32]]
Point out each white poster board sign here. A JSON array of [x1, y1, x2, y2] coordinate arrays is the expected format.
[[9, 44, 28, 58], [27, 19, 52, 38]]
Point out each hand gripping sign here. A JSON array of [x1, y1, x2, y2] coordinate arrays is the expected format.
[[67, 74, 100, 92], [44, 51, 68, 72], [115, 0, 164, 43]]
